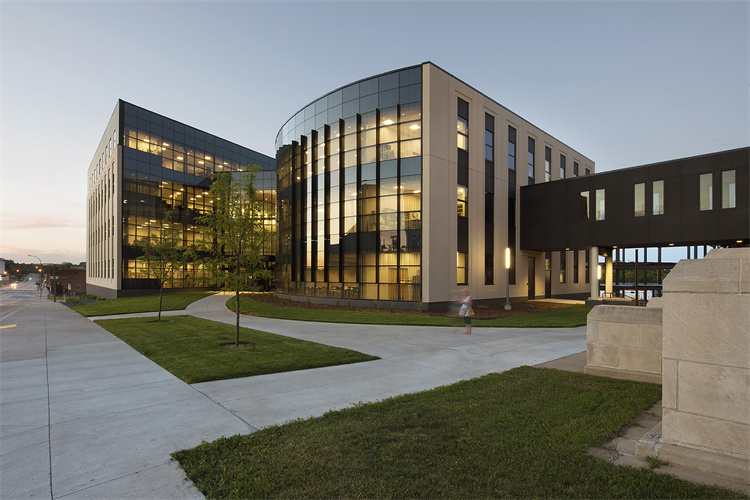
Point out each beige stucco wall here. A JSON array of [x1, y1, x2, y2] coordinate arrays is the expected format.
[[421, 63, 594, 305], [660, 247, 750, 479], [584, 303, 663, 383]]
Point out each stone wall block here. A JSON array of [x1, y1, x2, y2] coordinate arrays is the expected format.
[[663, 293, 750, 369], [662, 358, 677, 409], [639, 324, 662, 351], [663, 408, 750, 458], [678, 361, 750, 425], [663, 258, 741, 293], [588, 343, 619, 368], [619, 346, 662, 373], [599, 321, 640, 348], [587, 319, 599, 344]]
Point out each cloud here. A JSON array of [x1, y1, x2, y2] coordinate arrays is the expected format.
[[1, 213, 83, 231]]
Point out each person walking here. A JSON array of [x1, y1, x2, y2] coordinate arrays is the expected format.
[[458, 288, 473, 335]]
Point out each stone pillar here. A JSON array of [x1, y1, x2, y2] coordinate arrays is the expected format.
[[590, 246, 599, 299], [660, 247, 750, 482]]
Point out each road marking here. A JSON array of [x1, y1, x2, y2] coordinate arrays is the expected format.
[[0, 324, 17, 329]]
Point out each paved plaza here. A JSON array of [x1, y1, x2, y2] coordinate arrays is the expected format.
[[1, 286, 585, 498]]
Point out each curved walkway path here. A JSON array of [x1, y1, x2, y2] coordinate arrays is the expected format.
[[2, 290, 585, 499]]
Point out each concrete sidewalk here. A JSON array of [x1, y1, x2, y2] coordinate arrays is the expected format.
[[2, 294, 585, 499]]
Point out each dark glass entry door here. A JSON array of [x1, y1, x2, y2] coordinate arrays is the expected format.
[[527, 257, 535, 299]]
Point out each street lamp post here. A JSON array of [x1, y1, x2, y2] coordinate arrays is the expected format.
[[504, 247, 512, 311], [29, 254, 42, 300]]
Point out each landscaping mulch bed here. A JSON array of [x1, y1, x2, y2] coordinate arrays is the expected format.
[[247, 292, 569, 320]]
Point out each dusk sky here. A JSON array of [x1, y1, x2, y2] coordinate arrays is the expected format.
[[1, 1, 747, 265]]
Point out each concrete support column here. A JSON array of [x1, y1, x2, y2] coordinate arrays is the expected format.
[[605, 254, 614, 297], [590, 246, 599, 299]]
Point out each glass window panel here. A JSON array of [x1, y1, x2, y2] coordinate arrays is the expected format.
[[359, 214, 377, 231], [361, 146, 377, 165], [457, 116, 468, 135], [400, 102, 421, 122], [380, 143, 397, 161], [401, 175, 421, 193], [401, 193, 421, 212], [380, 252, 397, 266], [380, 125, 398, 143], [722, 170, 736, 208], [699, 174, 712, 211], [634, 183, 645, 217], [360, 197, 377, 215], [361, 129, 376, 148], [400, 211, 421, 230], [379, 230, 398, 252], [344, 133, 357, 151], [400, 122, 421, 140], [400, 139, 421, 158], [343, 83, 359, 102], [379, 89, 399, 108], [359, 251, 377, 266], [401, 157, 421, 176], [457, 133, 468, 150], [379, 268, 398, 284], [399, 84, 421, 104], [379, 72, 399, 91], [359, 267, 377, 283], [360, 78, 378, 96], [361, 163, 376, 182], [360, 111, 378, 130], [653, 180, 664, 215], [380, 212, 397, 230], [380, 177, 399, 197], [344, 116, 358, 135], [380, 195, 397, 213], [344, 150, 357, 168], [381, 160, 397, 179], [595, 189, 605, 220], [343, 216, 357, 234]]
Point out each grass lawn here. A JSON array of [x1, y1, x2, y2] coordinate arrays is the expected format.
[[234, 295, 591, 328], [173, 367, 746, 499], [94, 315, 378, 383], [74, 291, 214, 317]]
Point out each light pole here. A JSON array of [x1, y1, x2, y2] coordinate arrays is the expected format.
[[29, 254, 42, 300], [504, 247, 512, 311]]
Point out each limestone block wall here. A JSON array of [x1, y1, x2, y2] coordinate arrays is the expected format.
[[584, 303, 663, 384], [660, 247, 750, 482]]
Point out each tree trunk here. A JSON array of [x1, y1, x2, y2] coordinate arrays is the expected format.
[[158, 282, 164, 322]]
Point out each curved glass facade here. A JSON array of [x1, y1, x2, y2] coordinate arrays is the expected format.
[[275, 65, 422, 301]]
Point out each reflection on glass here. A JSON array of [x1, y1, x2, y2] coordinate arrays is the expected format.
[[653, 180, 664, 215], [722, 170, 736, 209], [634, 183, 645, 217], [595, 189, 605, 221], [699, 173, 712, 211]]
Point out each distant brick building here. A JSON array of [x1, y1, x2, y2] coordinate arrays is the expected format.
[[47, 268, 87, 296]]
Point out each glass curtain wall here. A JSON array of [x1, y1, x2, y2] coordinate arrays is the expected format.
[[120, 102, 276, 290], [275, 66, 422, 301]]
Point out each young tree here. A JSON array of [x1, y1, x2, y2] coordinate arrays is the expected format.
[[196, 166, 276, 346], [135, 211, 194, 322]]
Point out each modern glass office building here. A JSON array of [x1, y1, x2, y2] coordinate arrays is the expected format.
[[274, 62, 595, 307], [86, 100, 276, 298]]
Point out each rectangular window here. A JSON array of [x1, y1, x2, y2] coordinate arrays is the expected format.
[[722, 170, 736, 208], [573, 251, 579, 284], [595, 189, 605, 220], [527, 137, 535, 183], [653, 180, 664, 215], [457, 98, 469, 151], [634, 183, 645, 217], [508, 126, 516, 171], [585, 250, 590, 283], [485, 113, 495, 285], [457, 186, 467, 217], [485, 130, 493, 161], [560, 154, 566, 179], [580, 191, 590, 221], [585, 168, 591, 176], [544, 147, 551, 182], [457, 252, 468, 285], [559, 250, 566, 283], [457, 117, 468, 150], [573, 161, 579, 177], [700, 173, 713, 211]]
